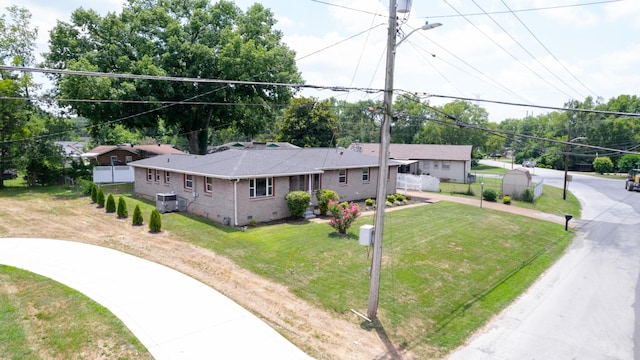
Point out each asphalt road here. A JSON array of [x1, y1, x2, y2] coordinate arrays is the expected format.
[[448, 161, 640, 360]]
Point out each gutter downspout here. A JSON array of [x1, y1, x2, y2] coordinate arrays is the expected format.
[[233, 179, 239, 226]]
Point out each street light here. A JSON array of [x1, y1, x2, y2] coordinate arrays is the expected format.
[[368, 0, 442, 321], [563, 136, 586, 200]]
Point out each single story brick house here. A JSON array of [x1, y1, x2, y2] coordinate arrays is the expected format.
[[82, 144, 185, 165], [129, 147, 399, 226], [350, 143, 473, 183]]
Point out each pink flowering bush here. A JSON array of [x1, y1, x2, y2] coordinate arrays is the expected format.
[[328, 200, 361, 235]]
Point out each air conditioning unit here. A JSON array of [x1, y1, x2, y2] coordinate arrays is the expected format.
[[156, 193, 178, 213]]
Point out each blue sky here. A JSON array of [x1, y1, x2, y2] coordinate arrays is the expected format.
[[2, 0, 639, 121]]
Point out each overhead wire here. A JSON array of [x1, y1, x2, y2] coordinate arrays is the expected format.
[[499, 0, 600, 98], [471, 0, 587, 100]]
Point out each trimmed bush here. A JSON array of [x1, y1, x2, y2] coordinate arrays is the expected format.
[[105, 194, 116, 213], [117, 197, 128, 218], [482, 188, 497, 202], [90, 183, 98, 203], [132, 205, 143, 226], [502, 195, 511, 205], [285, 191, 311, 218], [386, 194, 396, 203], [365, 198, 375, 207], [149, 209, 162, 233], [316, 189, 339, 215], [522, 188, 534, 203], [97, 188, 105, 208]]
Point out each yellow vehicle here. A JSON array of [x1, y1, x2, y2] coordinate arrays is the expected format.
[[626, 169, 640, 191]]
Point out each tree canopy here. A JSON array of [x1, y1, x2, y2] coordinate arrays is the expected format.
[[45, 0, 302, 154]]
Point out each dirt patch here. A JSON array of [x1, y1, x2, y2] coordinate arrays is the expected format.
[[0, 193, 423, 359]]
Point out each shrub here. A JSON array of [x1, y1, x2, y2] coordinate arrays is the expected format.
[[248, 219, 257, 227], [79, 180, 93, 196], [593, 156, 614, 174], [395, 193, 406, 202], [149, 209, 162, 233], [90, 183, 98, 203], [285, 191, 311, 218], [365, 198, 375, 207], [132, 205, 143, 226], [385, 200, 393, 207], [105, 194, 116, 213], [97, 188, 105, 208], [328, 200, 361, 235], [316, 189, 339, 215], [482, 188, 497, 202], [503, 195, 511, 205], [117, 197, 128, 218], [522, 188, 534, 203], [386, 194, 396, 203]]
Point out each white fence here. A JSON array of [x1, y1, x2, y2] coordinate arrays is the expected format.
[[93, 166, 135, 183], [396, 173, 440, 192], [533, 179, 544, 199]]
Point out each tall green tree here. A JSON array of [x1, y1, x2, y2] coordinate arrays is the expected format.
[[277, 97, 338, 147], [45, 0, 302, 154], [0, 6, 38, 188]]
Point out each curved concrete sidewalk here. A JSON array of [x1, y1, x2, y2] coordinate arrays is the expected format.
[[0, 238, 311, 360]]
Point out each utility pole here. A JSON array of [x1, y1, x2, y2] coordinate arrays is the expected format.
[[367, 0, 397, 321], [563, 123, 571, 200]]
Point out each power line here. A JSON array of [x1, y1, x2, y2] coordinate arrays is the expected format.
[[418, 93, 640, 118], [500, 0, 599, 98], [425, 0, 623, 19]]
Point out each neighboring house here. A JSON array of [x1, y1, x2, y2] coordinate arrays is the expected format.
[[129, 148, 399, 226], [207, 141, 299, 153], [55, 141, 87, 162], [81, 144, 185, 165], [502, 167, 532, 199], [349, 143, 473, 183]]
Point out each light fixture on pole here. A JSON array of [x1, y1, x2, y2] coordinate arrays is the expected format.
[[563, 136, 586, 200], [367, 0, 442, 321]]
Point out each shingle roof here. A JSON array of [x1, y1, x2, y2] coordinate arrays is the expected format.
[[83, 144, 185, 157], [129, 148, 396, 179], [350, 143, 472, 161]]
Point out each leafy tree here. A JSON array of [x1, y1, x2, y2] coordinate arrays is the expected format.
[[117, 197, 128, 218], [0, 6, 38, 188], [132, 205, 143, 226], [105, 194, 116, 213], [45, 0, 301, 154], [277, 97, 338, 147], [390, 94, 430, 144], [285, 191, 311, 218], [334, 99, 381, 148], [97, 188, 105, 208], [618, 154, 640, 173], [593, 156, 613, 174], [149, 209, 162, 233]]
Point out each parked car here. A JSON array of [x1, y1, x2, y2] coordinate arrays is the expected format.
[[522, 161, 536, 168], [2, 169, 17, 180]]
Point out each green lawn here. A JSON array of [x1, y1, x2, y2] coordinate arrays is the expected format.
[[155, 199, 573, 358], [0, 265, 151, 360], [0, 184, 575, 358]]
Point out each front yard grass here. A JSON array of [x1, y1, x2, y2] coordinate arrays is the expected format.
[[0, 186, 575, 358], [0, 265, 151, 360], [157, 199, 573, 358]]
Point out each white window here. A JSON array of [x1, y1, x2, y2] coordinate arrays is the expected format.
[[165, 171, 170, 183], [423, 160, 430, 170], [312, 174, 321, 191], [339, 169, 347, 184], [205, 177, 213, 193], [155, 170, 161, 182], [110, 155, 118, 164], [250, 177, 273, 198], [442, 161, 450, 170], [147, 169, 153, 181], [185, 174, 193, 190], [125, 156, 132, 163], [362, 168, 369, 182]]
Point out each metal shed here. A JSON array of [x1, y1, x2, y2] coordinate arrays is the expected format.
[[502, 168, 532, 200]]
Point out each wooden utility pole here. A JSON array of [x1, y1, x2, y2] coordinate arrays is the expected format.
[[367, 0, 397, 321]]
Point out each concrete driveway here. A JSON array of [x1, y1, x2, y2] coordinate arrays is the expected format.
[[0, 237, 311, 360]]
